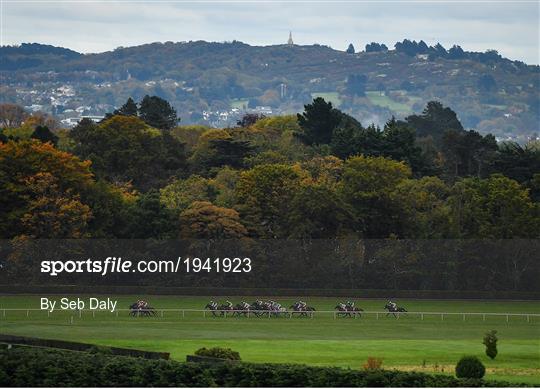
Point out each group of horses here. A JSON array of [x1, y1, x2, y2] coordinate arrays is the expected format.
[[204, 300, 316, 317], [203, 300, 408, 318], [128, 299, 408, 318]]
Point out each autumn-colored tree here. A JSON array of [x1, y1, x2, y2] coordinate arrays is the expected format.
[[235, 164, 301, 237], [0, 140, 94, 238], [160, 175, 217, 212], [180, 201, 248, 239], [19, 173, 92, 238], [297, 156, 344, 188]]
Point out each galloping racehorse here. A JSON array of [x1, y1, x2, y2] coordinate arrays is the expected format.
[[129, 301, 156, 317], [290, 302, 316, 317], [384, 303, 407, 318], [335, 303, 363, 318]]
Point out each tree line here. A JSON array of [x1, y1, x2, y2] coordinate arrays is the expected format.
[[0, 96, 538, 291]]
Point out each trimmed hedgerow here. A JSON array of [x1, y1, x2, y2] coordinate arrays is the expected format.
[[195, 347, 241, 360], [0, 347, 530, 387]]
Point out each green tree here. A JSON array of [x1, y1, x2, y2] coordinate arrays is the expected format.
[[113, 97, 138, 116], [391, 176, 451, 238], [30, 125, 58, 146], [122, 190, 178, 239], [70, 115, 186, 191], [139, 95, 179, 130], [442, 129, 497, 179], [346, 43, 355, 54], [235, 164, 301, 238], [405, 101, 463, 143], [287, 184, 356, 238], [340, 155, 411, 237], [448, 174, 539, 238], [296, 98, 341, 145], [483, 330, 498, 359]]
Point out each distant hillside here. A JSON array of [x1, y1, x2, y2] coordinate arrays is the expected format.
[[0, 43, 81, 70], [1, 40, 538, 139]]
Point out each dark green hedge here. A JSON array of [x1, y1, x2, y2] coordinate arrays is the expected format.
[[0, 334, 169, 360], [0, 347, 531, 387]]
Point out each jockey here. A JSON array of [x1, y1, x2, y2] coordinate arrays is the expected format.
[[225, 300, 233, 308], [388, 300, 397, 310], [346, 300, 355, 308]]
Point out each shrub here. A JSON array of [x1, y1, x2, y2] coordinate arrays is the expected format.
[[455, 356, 486, 379], [363, 356, 383, 370], [483, 330, 498, 360], [194, 347, 241, 360]]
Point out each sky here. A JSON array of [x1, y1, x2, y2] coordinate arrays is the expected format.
[[1, 0, 539, 64]]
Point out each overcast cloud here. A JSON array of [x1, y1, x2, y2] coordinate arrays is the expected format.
[[1, 1, 539, 64]]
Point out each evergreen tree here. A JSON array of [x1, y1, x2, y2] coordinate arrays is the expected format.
[[30, 125, 58, 146], [114, 97, 138, 116], [139, 95, 179, 130], [346, 43, 355, 54], [296, 97, 341, 145]]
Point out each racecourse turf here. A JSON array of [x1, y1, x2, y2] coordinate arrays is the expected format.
[[0, 295, 539, 384]]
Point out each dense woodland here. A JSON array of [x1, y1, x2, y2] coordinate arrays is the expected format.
[[0, 96, 539, 291]]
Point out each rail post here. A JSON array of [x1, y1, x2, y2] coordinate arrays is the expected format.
[[463, 314, 465, 321], [483, 314, 486, 321], [267, 311, 270, 319], [2, 309, 5, 318], [92, 311, 95, 318], [70, 316, 73, 325], [527, 315, 530, 323], [26, 310, 29, 317], [441, 313, 444, 321], [182, 310, 185, 318], [116, 311, 118, 317], [47, 311, 50, 318], [421, 313, 424, 320], [333, 312, 336, 320], [376, 312, 379, 320], [506, 314, 509, 323], [203, 310, 206, 318], [79, 310, 82, 318]]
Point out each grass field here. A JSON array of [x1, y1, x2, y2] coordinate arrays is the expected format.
[[366, 91, 416, 114], [1, 295, 539, 384]]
